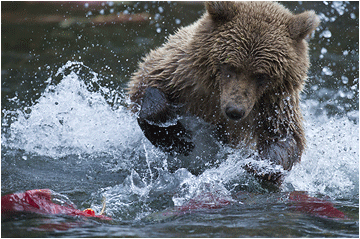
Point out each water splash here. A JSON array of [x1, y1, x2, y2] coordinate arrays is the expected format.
[[284, 106, 359, 199], [2, 61, 143, 160]]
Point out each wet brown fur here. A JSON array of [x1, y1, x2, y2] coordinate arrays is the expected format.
[[128, 1, 319, 171]]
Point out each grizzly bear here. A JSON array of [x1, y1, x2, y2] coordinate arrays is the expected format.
[[127, 1, 320, 183]]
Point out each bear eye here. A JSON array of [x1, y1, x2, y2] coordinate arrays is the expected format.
[[221, 65, 237, 79], [254, 73, 268, 86]]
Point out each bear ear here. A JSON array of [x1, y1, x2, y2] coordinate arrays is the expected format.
[[205, 1, 238, 22], [289, 10, 320, 41]]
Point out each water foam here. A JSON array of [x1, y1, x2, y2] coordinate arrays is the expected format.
[[285, 107, 359, 199], [2, 61, 143, 160]]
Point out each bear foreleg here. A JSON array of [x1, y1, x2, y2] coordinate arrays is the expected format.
[[258, 134, 301, 172], [137, 87, 195, 155], [245, 134, 301, 184]]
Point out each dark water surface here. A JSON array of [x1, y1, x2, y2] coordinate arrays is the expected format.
[[2, 1, 359, 237]]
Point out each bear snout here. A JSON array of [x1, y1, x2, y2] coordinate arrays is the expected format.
[[225, 105, 246, 121]]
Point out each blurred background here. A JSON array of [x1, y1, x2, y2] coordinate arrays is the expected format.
[[2, 1, 359, 117]]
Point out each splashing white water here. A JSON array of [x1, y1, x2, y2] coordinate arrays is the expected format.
[[2, 61, 143, 159], [285, 106, 359, 198]]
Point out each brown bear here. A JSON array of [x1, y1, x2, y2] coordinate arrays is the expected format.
[[127, 1, 320, 183]]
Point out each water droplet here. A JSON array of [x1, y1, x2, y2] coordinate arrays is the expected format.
[[320, 29, 332, 38], [332, 1, 345, 16], [341, 76, 349, 84], [322, 66, 333, 76]]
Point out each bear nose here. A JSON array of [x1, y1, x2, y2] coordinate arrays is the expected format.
[[225, 106, 246, 121]]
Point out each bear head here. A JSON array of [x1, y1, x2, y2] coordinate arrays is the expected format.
[[191, 1, 320, 122]]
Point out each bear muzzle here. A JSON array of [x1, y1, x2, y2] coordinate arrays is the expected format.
[[225, 104, 246, 121]]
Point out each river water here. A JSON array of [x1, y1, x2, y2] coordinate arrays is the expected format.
[[1, 1, 359, 237]]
